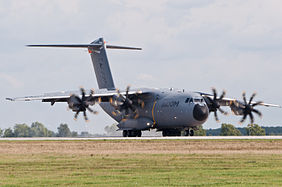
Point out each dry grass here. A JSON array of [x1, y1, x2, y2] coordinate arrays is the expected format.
[[0, 139, 281, 155]]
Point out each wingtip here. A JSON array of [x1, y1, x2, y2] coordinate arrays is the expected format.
[[26, 45, 37, 47], [6, 98, 14, 101]]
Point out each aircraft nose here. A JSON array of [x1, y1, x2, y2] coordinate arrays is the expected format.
[[193, 104, 209, 121]]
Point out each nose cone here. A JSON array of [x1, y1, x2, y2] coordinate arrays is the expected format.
[[193, 104, 209, 121]]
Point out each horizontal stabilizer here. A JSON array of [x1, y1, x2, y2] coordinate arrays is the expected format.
[[106, 45, 141, 50], [26, 44, 102, 48], [27, 44, 142, 50]]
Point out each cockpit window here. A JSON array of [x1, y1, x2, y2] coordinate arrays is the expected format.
[[185, 98, 190, 103], [194, 98, 204, 103], [194, 98, 201, 102]]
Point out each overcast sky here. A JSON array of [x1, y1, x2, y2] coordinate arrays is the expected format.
[[1, 0, 281, 134]]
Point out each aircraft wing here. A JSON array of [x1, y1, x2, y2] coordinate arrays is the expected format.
[[198, 92, 281, 108], [6, 88, 149, 104]]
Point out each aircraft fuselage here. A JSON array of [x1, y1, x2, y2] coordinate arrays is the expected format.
[[100, 88, 209, 131]]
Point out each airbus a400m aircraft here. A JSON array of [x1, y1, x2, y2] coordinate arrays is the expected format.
[[7, 38, 280, 137]]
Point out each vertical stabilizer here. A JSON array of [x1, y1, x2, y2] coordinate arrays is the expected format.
[[89, 38, 115, 90]]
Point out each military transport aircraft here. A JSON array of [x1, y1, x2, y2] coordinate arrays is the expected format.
[[6, 38, 280, 137]]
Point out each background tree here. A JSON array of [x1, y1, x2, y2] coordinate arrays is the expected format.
[[0, 129, 3, 137], [246, 124, 266, 136], [80, 131, 90, 137], [30, 122, 48, 137], [57, 123, 71, 137], [47, 130, 55, 137], [194, 125, 206, 136], [71, 131, 78, 137], [220, 123, 241, 136], [14, 124, 32, 137], [3, 128, 14, 137], [263, 126, 282, 135]]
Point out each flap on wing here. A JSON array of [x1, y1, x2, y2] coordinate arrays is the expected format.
[[6, 95, 70, 102]]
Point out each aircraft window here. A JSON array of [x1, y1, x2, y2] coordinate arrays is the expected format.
[[190, 98, 193, 103], [156, 94, 160, 100], [194, 98, 201, 102], [185, 98, 190, 103]]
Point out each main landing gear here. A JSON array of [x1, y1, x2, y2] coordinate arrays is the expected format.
[[184, 129, 194, 136], [162, 129, 181, 136], [162, 128, 194, 136], [123, 130, 142, 137]]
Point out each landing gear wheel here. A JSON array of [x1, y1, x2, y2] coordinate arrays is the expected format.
[[122, 130, 142, 137], [184, 130, 189, 136], [189, 129, 194, 136], [137, 130, 142, 137], [162, 129, 181, 136], [122, 130, 128, 137], [128, 130, 134, 137]]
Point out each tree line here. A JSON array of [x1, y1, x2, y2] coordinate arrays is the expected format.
[[0, 122, 79, 137], [1, 122, 281, 137], [205, 124, 282, 136], [103, 123, 276, 136]]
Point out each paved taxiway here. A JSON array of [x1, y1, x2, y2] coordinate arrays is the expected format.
[[1, 136, 282, 140]]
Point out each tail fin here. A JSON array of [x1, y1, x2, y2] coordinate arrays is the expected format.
[[27, 37, 141, 90], [89, 38, 115, 90]]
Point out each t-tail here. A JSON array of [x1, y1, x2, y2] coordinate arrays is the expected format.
[[27, 38, 141, 90]]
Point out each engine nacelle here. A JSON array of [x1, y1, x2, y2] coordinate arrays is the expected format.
[[68, 95, 83, 112], [230, 102, 244, 116], [117, 117, 154, 130]]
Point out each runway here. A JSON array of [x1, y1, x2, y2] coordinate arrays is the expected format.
[[1, 136, 282, 140]]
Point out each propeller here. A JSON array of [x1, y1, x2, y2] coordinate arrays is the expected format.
[[110, 85, 144, 119], [208, 88, 228, 122], [239, 92, 263, 124], [68, 87, 98, 121]]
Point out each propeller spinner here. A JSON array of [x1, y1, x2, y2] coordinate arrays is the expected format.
[[239, 92, 263, 124], [207, 88, 228, 122]]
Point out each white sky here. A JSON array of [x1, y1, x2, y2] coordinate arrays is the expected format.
[[0, 0, 281, 133]]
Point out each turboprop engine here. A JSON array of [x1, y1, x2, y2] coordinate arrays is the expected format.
[[67, 88, 98, 121]]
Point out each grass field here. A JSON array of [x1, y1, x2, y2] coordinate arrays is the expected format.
[[0, 140, 281, 186]]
